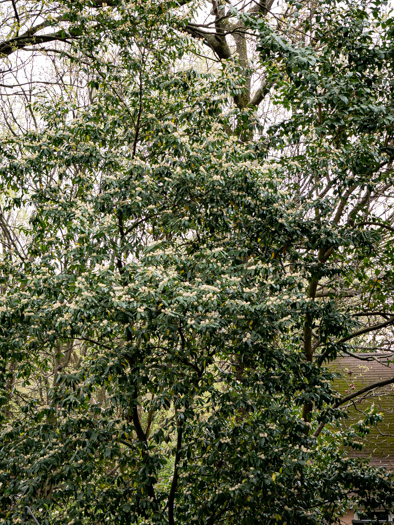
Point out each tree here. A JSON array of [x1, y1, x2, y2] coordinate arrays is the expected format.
[[0, 0, 393, 524]]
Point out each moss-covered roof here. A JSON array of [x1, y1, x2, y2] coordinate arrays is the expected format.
[[331, 355, 394, 470]]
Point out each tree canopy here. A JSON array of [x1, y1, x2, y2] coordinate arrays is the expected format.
[[0, 1, 393, 524]]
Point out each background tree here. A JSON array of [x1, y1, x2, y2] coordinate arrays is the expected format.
[[0, 1, 393, 524]]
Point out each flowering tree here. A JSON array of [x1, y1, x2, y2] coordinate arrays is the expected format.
[[0, 1, 393, 524]]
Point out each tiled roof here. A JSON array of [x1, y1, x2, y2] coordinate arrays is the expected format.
[[331, 355, 394, 471]]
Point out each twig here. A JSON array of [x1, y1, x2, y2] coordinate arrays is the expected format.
[[25, 506, 40, 525]]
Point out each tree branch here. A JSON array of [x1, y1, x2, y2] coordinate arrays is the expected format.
[[168, 416, 184, 525], [337, 317, 394, 345], [183, 25, 232, 60], [313, 376, 394, 438], [11, 0, 20, 36], [249, 77, 274, 107], [0, 30, 74, 57], [338, 376, 394, 407], [248, 0, 276, 16], [355, 221, 394, 233]]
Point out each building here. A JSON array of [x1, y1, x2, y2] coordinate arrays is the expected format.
[[332, 355, 394, 524]]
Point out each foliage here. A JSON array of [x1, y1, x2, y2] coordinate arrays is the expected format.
[[0, 0, 393, 524]]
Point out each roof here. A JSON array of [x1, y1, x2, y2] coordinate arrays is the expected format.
[[331, 355, 394, 471]]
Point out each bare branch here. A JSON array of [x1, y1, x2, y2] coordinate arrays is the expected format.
[[355, 221, 394, 233], [337, 317, 394, 345], [313, 376, 394, 438]]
